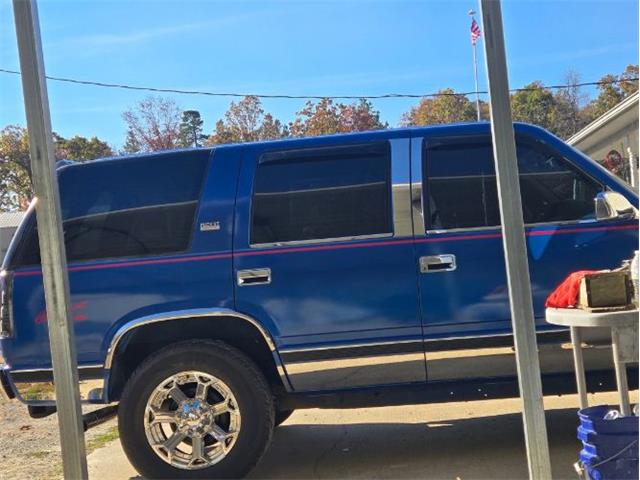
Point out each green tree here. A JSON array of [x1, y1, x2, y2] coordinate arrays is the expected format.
[[122, 96, 182, 152], [0, 125, 32, 211], [0, 126, 114, 211], [400, 89, 478, 126], [583, 65, 639, 121], [510, 81, 557, 131], [178, 110, 207, 148], [54, 134, 113, 161], [206, 96, 287, 145]]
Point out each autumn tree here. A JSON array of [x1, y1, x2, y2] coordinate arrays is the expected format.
[[583, 65, 639, 121], [178, 110, 207, 148], [400, 89, 479, 126], [206, 96, 287, 145], [122, 96, 182, 153], [337, 99, 388, 132], [290, 98, 387, 136], [289, 98, 341, 137]]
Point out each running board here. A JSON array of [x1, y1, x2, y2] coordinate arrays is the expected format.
[[27, 404, 118, 431]]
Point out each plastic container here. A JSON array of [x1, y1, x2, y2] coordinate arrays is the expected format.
[[577, 406, 639, 480]]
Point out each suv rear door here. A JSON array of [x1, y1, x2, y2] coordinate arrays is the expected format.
[[233, 137, 425, 391], [413, 129, 637, 382]]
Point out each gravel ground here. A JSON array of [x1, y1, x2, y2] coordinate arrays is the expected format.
[[0, 397, 117, 480]]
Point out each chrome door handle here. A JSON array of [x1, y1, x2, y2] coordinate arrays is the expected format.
[[419, 254, 456, 273], [237, 268, 271, 286]]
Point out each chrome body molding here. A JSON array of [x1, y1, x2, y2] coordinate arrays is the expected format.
[[10, 364, 104, 374], [104, 308, 278, 370], [389, 138, 413, 238], [250, 232, 392, 249], [425, 217, 602, 235], [279, 337, 423, 354], [103, 308, 293, 396], [279, 338, 426, 391], [410, 137, 425, 235], [421, 328, 568, 343]]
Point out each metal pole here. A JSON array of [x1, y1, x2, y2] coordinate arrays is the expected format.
[[472, 41, 481, 121], [469, 10, 482, 121], [478, 1, 552, 478], [12, 1, 88, 478]]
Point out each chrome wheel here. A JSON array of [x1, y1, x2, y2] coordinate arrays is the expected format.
[[143, 371, 241, 470]]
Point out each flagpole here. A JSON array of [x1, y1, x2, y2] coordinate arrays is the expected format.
[[469, 9, 481, 121]]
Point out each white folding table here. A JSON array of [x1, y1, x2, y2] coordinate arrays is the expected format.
[[545, 308, 639, 416]]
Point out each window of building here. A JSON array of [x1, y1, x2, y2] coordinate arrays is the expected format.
[[251, 143, 392, 245], [424, 136, 602, 230]]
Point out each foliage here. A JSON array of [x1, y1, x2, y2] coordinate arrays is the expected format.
[[400, 89, 479, 126], [122, 96, 182, 153], [289, 98, 341, 136], [290, 98, 387, 137], [54, 134, 113, 161], [205, 96, 287, 145], [178, 110, 207, 148], [583, 65, 639, 121], [0, 125, 32, 211], [0, 125, 113, 211], [510, 81, 558, 132]]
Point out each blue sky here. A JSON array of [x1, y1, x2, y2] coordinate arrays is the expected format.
[[1, 0, 638, 149]]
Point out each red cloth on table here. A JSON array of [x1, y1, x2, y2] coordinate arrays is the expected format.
[[545, 270, 600, 309]]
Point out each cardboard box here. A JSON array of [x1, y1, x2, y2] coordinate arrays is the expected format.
[[578, 271, 631, 311]]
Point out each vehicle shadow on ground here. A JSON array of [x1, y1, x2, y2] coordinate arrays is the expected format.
[[248, 407, 582, 479]]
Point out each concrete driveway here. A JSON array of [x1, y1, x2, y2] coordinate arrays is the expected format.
[[88, 390, 636, 479]]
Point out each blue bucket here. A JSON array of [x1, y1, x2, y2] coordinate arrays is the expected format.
[[577, 406, 638, 480]]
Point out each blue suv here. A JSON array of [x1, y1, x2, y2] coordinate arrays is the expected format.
[[1, 123, 637, 478]]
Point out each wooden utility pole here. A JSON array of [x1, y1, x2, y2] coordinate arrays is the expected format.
[[13, 0, 88, 477], [479, 1, 553, 478]]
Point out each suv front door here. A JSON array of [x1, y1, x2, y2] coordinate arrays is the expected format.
[[234, 138, 425, 391]]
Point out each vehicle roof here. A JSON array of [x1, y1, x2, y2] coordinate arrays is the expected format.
[[57, 122, 550, 170]]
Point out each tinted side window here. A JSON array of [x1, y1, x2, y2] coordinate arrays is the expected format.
[[11, 153, 208, 266], [424, 138, 602, 230], [251, 143, 392, 245]]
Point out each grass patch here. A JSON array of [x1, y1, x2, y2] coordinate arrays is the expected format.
[[86, 425, 120, 454], [20, 382, 55, 401], [28, 450, 51, 459]]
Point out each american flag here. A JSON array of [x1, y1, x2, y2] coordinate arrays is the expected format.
[[470, 18, 481, 45]]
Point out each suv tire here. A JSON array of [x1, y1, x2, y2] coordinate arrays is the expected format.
[[118, 340, 274, 479]]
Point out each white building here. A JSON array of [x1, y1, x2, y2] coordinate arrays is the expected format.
[[0, 211, 25, 263], [568, 91, 639, 189]]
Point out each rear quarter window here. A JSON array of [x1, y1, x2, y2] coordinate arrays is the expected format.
[[9, 152, 209, 267]]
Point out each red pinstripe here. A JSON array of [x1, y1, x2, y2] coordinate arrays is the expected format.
[[11, 223, 637, 278]]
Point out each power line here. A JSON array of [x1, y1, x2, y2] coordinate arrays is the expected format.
[[0, 67, 637, 100]]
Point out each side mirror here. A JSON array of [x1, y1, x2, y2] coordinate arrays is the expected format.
[[595, 191, 638, 221]]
